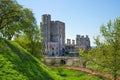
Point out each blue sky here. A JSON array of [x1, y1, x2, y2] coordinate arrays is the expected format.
[[17, 0, 120, 46]]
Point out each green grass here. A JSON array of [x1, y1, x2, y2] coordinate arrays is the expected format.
[[51, 67, 102, 80], [0, 38, 103, 80], [86, 61, 114, 74], [0, 39, 62, 80]]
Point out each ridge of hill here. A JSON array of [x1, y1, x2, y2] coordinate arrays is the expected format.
[[0, 38, 62, 80]]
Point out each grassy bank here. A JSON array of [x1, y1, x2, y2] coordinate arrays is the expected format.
[[0, 39, 62, 80], [50, 67, 102, 80], [0, 38, 103, 80]]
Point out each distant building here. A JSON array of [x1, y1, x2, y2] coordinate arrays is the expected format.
[[65, 35, 90, 53], [40, 14, 91, 56], [40, 14, 65, 56]]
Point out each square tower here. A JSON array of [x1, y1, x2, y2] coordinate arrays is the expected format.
[[40, 14, 65, 56]]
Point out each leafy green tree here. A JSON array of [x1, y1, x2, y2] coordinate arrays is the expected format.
[[0, 0, 22, 39], [0, 0, 43, 58], [14, 26, 43, 58], [80, 17, 120, 80], [0, 0, 21, 30], [14, 33, 31, 51], [25, 25, 43, 57], [0, 0, 36, 40]]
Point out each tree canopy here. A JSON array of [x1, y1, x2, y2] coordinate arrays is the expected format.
[[0, 0, 43, 58], [80, 17, 120, 80], [0, 0, 36, 40]]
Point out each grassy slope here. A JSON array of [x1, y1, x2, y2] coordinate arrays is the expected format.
[[51, 67, 101, 80], [0, 38, 102, 80], [0, 39, 62, 80]]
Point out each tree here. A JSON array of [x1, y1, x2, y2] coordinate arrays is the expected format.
[[25, 25, 43, 57], [0, 0, 21, 29], [14, 26, 43, 58], [80, 17, 120, 80], [0, 0, 36, 40], [0, 0, 43, 58], [0, 0, 22, 39]]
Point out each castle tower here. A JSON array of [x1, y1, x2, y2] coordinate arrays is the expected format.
[[85, 35, 90, 50], [72, 40, 75, 45], [40, 14, 65, 55], [76, 35, 80, 46], [41, 14, 51, 54], [67, 39, 71, 45]]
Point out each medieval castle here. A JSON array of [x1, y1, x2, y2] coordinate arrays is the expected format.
[[40, 14, 90, 56]]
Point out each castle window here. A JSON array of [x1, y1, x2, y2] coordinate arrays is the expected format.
[[52, 52, 55, 56], [50, 35, 54, 42], [52, 47, 54, 50]]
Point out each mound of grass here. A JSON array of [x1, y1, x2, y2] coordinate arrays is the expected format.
[[51, 67, 102, 80], [0, 39, 62, 80]]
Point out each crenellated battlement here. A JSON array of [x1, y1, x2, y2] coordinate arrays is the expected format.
[[40, 14, 91, 56]]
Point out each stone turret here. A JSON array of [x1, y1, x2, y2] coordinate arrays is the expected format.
[[76, 35, 80, 46], [41, 14, 51, 54], [72, 40, 75, 45], [40, 14, 65, 56], [41, 14, 91, 56], [67, 39, 71, 45]]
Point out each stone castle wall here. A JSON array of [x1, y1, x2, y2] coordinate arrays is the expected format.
[[41, 14, 91, 56], [66, 35, 90, 53], [41, 14, 65, 56]]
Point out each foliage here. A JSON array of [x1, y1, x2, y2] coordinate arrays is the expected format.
[[0, 0, 36, 40], [51, 67, 101, 80], [79, 17, 120, 80], [14, 26, 43, 58], [14, 33, 31, 52], [0, 0, 43, 58], [0, 39, 62, 80]]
